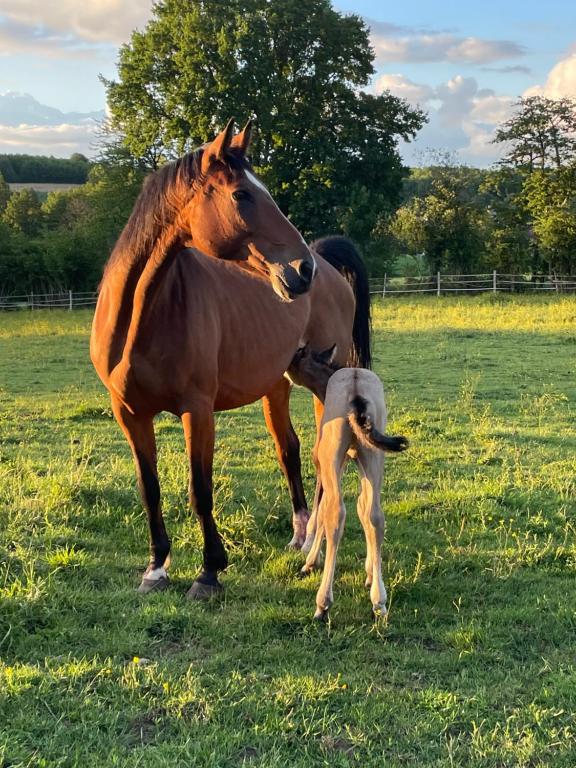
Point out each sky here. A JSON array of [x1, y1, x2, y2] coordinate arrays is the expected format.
[[0, 0, 575, 166]]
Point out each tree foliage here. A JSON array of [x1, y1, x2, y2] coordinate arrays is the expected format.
[[2, 189, 43, 236], [0, 154, 90, 184], [388, 161, 487, 274], [0, 172, 10, 212], [493, 96, 576, 171], [102, 0, 426, 251]]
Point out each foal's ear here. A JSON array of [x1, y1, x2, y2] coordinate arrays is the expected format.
[[318, 344, 337, 365], [202, 118, 235, 175], [231, 119, 253, 154]]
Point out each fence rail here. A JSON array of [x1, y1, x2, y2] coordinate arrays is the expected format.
[[1, 272, 576, 310], [0, 291, 98, 310], [369, 271, 576, 297]]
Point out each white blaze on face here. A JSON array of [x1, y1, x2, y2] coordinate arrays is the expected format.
[[245, 170, 272, 197]]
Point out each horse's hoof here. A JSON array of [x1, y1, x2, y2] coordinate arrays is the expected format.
[[137, 575, 170, 595], [186, 579, 223, 601], [313, 607, 329, 622], [300, 563, 316, 577], [372, 604, 388, 621], [301, 535, 315, 554]]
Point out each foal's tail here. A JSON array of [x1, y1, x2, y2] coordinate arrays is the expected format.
[[311, 236, 372, 369], [348, 396, 409, 453]]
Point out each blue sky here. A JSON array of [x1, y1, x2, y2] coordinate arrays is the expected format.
[[0, 0, 575, 165]]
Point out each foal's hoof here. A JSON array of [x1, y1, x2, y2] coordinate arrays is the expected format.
[[372, 604, 388, 622], [137, 575, 170, 595], [186, 579, 223, 601]]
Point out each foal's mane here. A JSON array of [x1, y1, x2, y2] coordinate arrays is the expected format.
[[103, 147, 249, 277]]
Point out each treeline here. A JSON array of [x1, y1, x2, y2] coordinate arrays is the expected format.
[[384, 97, 576, 277], [0, 165, 143, 293], [0, 154, 91, 184], [1, 0, 576, 292]]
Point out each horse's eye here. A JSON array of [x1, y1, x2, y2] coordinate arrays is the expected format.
[[232, 189, 252, 203]]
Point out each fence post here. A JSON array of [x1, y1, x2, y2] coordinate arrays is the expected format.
[[437, 271, 441, 297], [493, 270, 497, 293], [69, 290, 73, 311], [30, 291, 34, 310], [382, 273, 387, 299]]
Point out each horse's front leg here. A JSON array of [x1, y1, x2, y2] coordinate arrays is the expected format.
[[111, 398, 170, 594], [181, 405, 228, 599], [262, 378, 309, 549]]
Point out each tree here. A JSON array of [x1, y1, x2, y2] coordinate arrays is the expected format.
[[2, 188, 42, 235], [493, 96, 576, 171], [102, 0, 426, 250], [0, 171, 10, 212], [523, 165, 576, 274], [388, 161, 487, 274], [478, 169, 533, 273]]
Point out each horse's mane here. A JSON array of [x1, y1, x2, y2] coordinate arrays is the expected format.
[[103, 147, 249, 277]]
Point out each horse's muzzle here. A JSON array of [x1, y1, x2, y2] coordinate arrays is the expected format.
[[271, 256, 316, 301]]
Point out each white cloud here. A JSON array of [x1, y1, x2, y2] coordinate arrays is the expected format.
[[374, 74, 434, 105], [369, 24, 526, 65], [524, 53, 576, 99], [0, 0, 152, 47], [378, 73, 514, 166], [0, 122, 98, 156]]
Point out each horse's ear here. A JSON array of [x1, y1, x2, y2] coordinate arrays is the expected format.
[[202, 118, 235, 175], [318, 344, 337, 365], [231, 119, 253, 154]]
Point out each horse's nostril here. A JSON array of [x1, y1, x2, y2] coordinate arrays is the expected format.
[[299, 259, 314, 283]]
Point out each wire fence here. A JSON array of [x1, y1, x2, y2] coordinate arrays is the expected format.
[[0, 291, 98, 311], [1, 272, 576, 310], [369, 271, 576, 297]]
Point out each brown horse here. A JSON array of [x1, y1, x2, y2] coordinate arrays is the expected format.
[[90, 121, 370, 598]]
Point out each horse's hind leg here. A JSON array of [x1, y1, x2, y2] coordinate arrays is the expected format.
[[181, 407, 228, 599], [313, 434, 348, 620], [356, 449, 387, 618], [262, 378, 309, 549], [111, 398, 170, 594]]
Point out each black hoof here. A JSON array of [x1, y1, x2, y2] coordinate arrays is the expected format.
[[137, 575, 170, 595], [186, 579, 223, 601]]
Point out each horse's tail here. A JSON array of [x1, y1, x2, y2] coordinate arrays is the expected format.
[[348, 395, 409, 453], [311, 235, 372, 368]]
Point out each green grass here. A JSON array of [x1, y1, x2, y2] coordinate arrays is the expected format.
[[1, 295, 575, 767]]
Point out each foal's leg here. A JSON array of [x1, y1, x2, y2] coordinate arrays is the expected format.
[[111, 398, 170, 594], [313, 432, 348, 620], [356, 448, 387, 617], [302, 395, 325, 554], [354, 466, 373, 588], [181, 406, 228, 599], [262, 378, 309, 549]]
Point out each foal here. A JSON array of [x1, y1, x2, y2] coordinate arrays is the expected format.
[[288, 345, 408, 619]]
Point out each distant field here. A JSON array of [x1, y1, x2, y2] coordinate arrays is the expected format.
[[8, 182, 83, 195], [1, 295, 575, 766]]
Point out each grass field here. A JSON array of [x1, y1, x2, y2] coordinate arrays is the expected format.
[[1, 296, 575, 767]]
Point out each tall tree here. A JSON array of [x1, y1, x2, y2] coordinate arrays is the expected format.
[[523, 165, 576, 274], [388, 161, 487, 274], [2, 188, 42, 236], [102, 0, 425, 247], [493, 96, 576, 171], [478, 168, 533, 273]]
